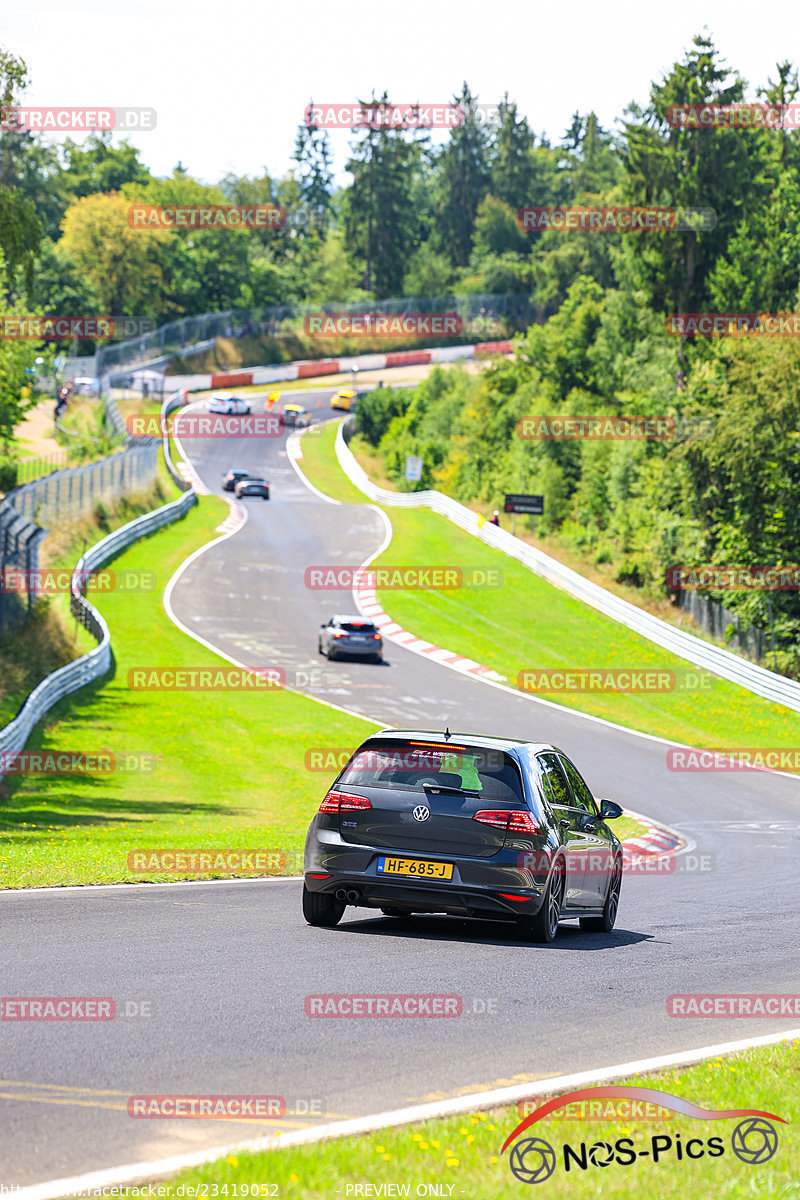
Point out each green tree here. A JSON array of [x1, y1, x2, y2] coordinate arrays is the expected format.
[[0, 46, 41, 294], [343, 93, 426, 297], [433, 83, 491, 267]]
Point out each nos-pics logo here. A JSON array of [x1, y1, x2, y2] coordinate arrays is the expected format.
[[501, 1086, 783, 1184]]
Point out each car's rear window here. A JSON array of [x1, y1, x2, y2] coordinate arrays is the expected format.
[[338, 742, 524, 802], [340, 622, 377, 633]]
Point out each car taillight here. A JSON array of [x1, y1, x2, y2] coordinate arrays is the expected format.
[[372, 633, 381, 640], [319, 790, 372, 813], [473, 809, 540, 833], [332, 630, 346, 639]]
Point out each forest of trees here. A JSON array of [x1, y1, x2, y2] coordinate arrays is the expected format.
[[3, 34, 800, 666]]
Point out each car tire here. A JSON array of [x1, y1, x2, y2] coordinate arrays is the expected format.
[[372, 654, 383, 664], [302, 883, 345, 927], [318, 640, 324, 655], [579, 856, 622, 933], [517, 859, 565, 943]]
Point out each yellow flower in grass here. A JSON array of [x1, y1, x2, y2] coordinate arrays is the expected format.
[[446, 1160, 458, 1168], [383, 1155, 391, 1162], [430, 1140, 440, 1149], [419, 1142, 429, 1149], [289, 1175, 299, 1184], [490, 1156, 499, 1164], [226, 1156, 239, 1167], [375, 1145, 385, 1154]]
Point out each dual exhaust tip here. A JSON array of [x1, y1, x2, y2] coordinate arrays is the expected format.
[[335, 887, 360, 904]]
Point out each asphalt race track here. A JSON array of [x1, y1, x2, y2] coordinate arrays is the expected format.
[[3, 389, 799, 1188]]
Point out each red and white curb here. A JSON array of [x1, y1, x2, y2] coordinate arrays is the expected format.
[[175, 458, 209, 495], [623, 820, 685, 859], [168, 340, 513, 394], [215, 496, 246, 534], [355, 583, 505, 682]]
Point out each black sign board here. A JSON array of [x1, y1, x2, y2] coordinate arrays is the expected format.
[[504, 493, 544, 515]]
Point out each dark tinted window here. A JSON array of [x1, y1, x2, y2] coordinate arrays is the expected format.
[[340, 621, 376, 633], [339, 743, 524, 802], [537, 752, 572, 807], [560, 757, 596, 814]]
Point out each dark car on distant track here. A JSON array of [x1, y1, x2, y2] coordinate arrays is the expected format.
[[222, 468, 251, 492], [318, 615, 383, 662], [234, 477, 270, 500], [302, 729, 623, 942]]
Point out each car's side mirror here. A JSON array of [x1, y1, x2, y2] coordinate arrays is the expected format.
[[320, 623, 327, 629], [599, 799, 622, 820]]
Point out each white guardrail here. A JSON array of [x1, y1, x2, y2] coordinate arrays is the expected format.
[[335, 422, 800, 716], [0, 393, 196, 778]]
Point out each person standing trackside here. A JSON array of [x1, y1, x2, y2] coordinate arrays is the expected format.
[[490, 510, 500, 526]]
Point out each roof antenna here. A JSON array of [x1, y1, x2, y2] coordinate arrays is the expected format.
[[444, 726, 451, 741]]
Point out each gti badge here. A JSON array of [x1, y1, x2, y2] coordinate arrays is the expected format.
[[412, 805, 430, 822]]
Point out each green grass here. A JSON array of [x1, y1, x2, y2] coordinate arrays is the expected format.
[[0, 495, 378, 888], [297, 421, 800, 752], [140, 1040, 799, 1199]]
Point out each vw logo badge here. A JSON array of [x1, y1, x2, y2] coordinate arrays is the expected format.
[[412, 805, 430, 822]]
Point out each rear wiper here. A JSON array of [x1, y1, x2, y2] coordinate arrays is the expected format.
[[422, 783, 480, 797]]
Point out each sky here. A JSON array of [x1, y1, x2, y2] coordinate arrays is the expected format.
[[5, 0, 798, 185]]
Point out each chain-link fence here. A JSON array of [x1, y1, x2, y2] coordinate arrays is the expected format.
[[0, 500, 49, 631], [5, 441, 159, 524], [95, 293, 536, 377], [676, 591, 767, 665]]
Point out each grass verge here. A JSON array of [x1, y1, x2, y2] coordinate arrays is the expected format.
[[0, 477, 179, 726], [0, 494, 378, 888], [141, 1040, 798, 1199], [297, 421, 800, 752]]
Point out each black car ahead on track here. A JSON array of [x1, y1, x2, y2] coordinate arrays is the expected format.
[[302, 729, 623, 942], [222, 468, 251, 492]]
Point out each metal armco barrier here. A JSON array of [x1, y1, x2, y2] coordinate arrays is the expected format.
[[335, 423, 800, 716], [0, 420, 197, 779]]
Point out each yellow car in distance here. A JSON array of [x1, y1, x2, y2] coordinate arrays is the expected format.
[[330, 388, 356, 412]]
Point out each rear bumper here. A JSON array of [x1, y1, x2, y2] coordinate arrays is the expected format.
[[331, 644, 382, 657], [305, 872, 544, 919]]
